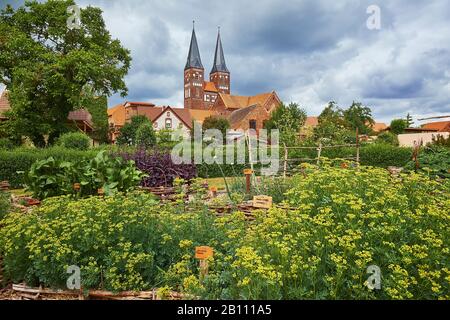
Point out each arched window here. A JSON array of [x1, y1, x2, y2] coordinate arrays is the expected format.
[[165, 118, 172, 129]]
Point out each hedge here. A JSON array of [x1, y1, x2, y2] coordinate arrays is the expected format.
[[0, 144, 414, 188], [0, 147, 99, 188]]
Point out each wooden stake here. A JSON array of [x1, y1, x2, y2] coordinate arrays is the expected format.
[[244, 169, 253, 194], [317, 143, 323, 166]]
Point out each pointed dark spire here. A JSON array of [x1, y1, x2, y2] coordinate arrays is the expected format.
[[185, 21, 203, 70], [211, 27, 229, 74]]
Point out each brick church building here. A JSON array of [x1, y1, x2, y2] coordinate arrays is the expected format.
[[183, 26, 281, 131], [108, 25, 281, 142]]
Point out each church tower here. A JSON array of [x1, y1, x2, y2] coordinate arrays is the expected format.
[[210, 28, 230, 94], [184, 22, 205, 109]]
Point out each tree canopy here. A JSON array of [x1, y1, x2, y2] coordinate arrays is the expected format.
[[117, 115, 151, 146], [264, 102, 307, 146], [0, 0, 131, 146]]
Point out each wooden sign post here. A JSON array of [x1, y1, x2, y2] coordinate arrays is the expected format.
[[244, 169, 253, 194], [253, 195, 273, 209], [195, 246, 213, 281], [210, 186, 218, 198]]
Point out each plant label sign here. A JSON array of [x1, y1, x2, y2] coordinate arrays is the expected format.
[[253, 195, 273, 209], [195, 246, 214, 260]]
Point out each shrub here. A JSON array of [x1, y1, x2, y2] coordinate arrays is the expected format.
[[122, 150, 197, 187], [390, 119, 407, 135], [376, 132, 399, 146], [405, 146, 450, 178], [0, 138, 15, 150], [360, 143, 411, 168], [116, 115, 151, 146], [0, 147, 100, 188], [0, 190, 10, 220], [24, 150, 144, 199], [57, 132, 91, 150], [135, 123, 156, 148]]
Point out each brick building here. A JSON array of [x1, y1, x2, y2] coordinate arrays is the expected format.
[[108, 25, 282, 141], [183, 26, 281, 132]]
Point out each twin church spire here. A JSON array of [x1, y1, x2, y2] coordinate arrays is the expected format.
[[184, 22, 230, 110], [185, 23, 229, 74]]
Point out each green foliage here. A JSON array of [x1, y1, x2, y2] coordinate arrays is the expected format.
[[202, 116, 230, 142], [0, 190, 10, 220], [360, 143, 412, 168], [57, 132, 91, 150], [430, 135, 450, 148], [24, 150, 144, 199], [1, 166, 448, 299], [405, 146, 450, 178], [376, 132, 399, 146], [264, 102, 307, 146], [0, 192, 222, 291], [0, 146, 101, 188], [343, 101, 375, 134], [0, 0, 131, 146], [0, 137, 14, 150], [156, 129, 179, 150], [135, 122, 156, 148], [116, 115, 151, 146], [85, 96, 109, 143], [314, 101, 374, 142], [390, 119, 407, 135]]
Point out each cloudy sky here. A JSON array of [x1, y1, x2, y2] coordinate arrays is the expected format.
[[2, 0, 450, 123]]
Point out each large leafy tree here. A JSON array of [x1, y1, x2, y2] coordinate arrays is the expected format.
[[313, 101, 348, 142], [343, 101, 375, 135], [116, 115, 151, 146], [264, 102, 307, 146], [202, 116, 230, 141], [0, 0, 131, 146]]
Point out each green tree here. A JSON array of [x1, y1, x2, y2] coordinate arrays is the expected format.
[[376, 132, 399, 146], [313, 101, 348, 142], [116, 115, 151, 146], [0, 1, 131, 147], [406, 113, 414, 127], [202, 116, 231, 141], [343, 101, 374, 135], [264, 102, 307, 146], [135, 122, 156, 149], [390, 119, 407, 135]]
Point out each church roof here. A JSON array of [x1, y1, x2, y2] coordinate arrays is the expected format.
[[228, 104, 259, 126], [219, 92, 274, 110], [185, 26, 203, 70], [210, 30, 229, 74], [189, 109, 219, 123], [203, 81, 218, 92]]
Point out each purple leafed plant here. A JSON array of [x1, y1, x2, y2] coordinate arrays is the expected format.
[[120, 149, 197, 187]]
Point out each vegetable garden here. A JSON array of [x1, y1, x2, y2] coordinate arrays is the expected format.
[[0, 157, 449, 300]]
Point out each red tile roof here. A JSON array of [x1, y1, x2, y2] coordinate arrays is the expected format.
[[305, 116, 319, 127], [422, 121, 450, 132], [203, 82, 218, 92]]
